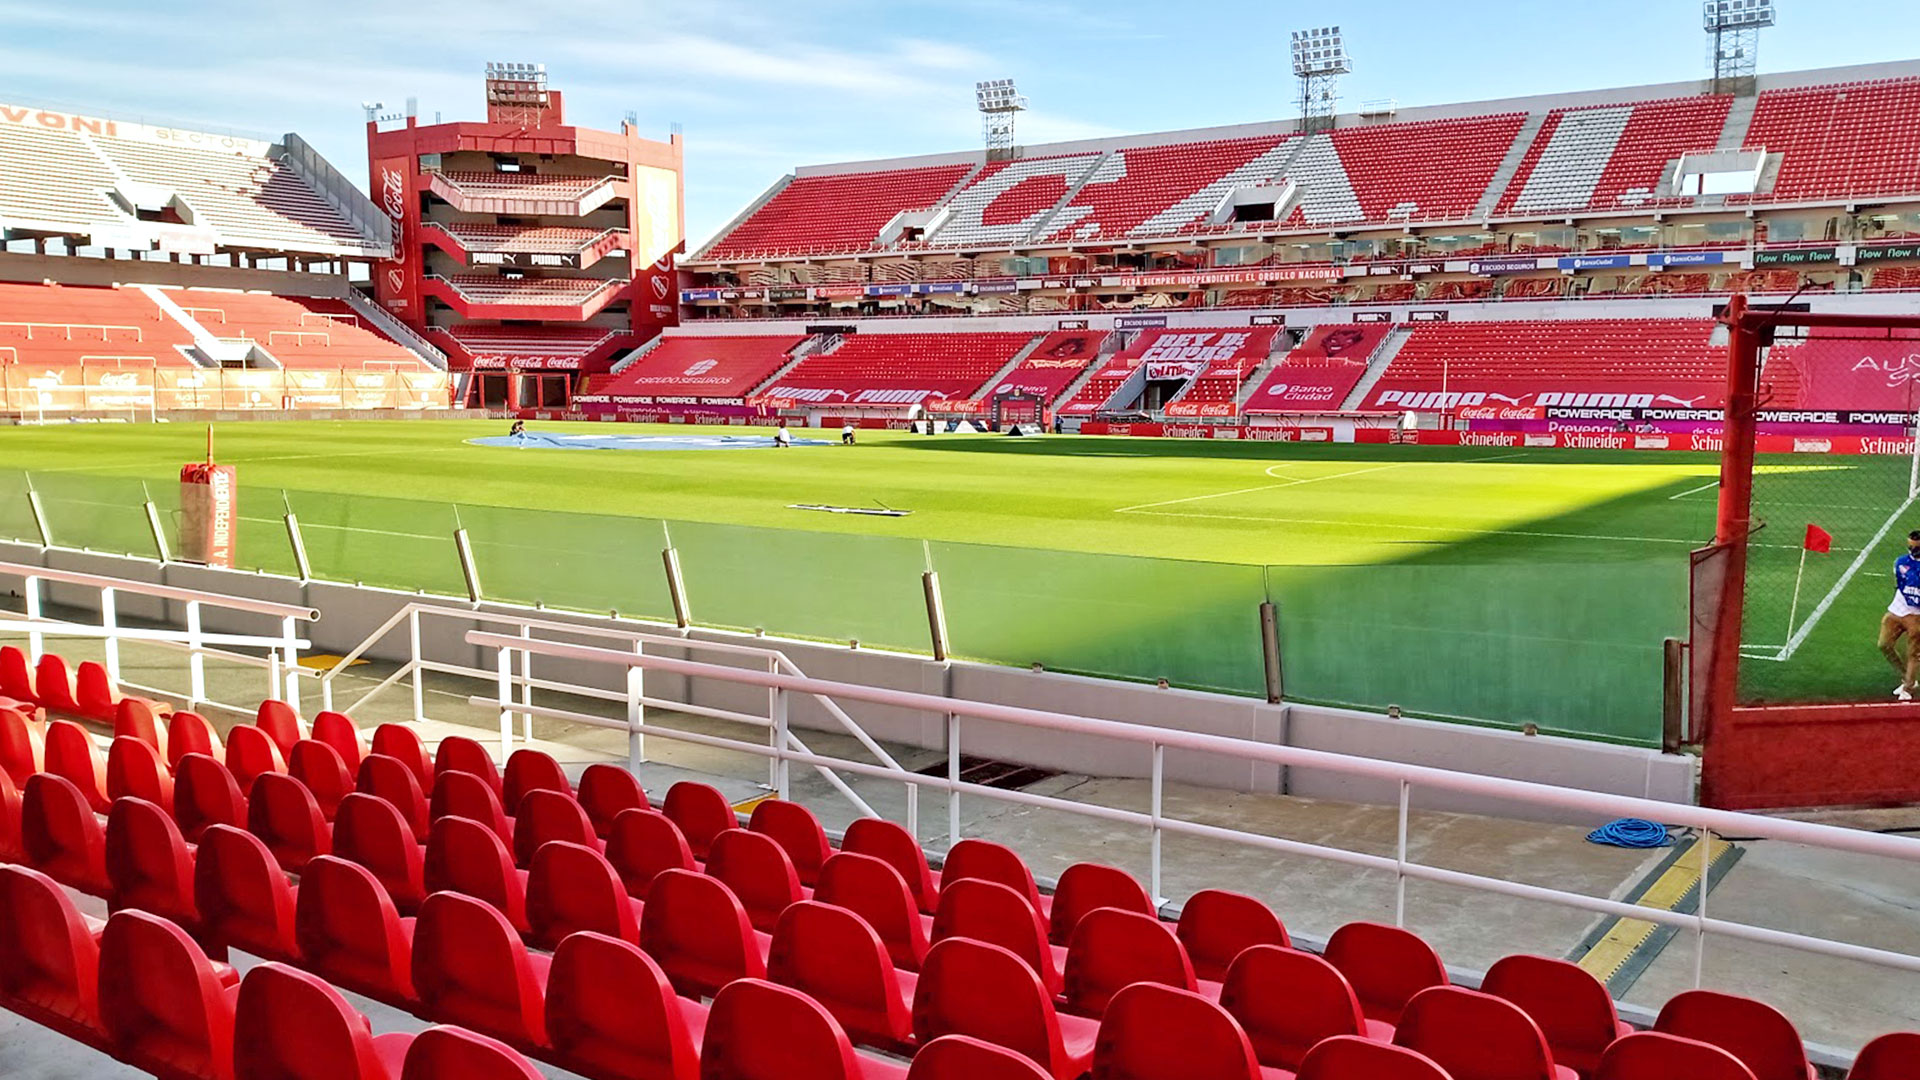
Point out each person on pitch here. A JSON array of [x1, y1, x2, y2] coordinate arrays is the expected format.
[[1880, 529, 1920, 700], [842, 422, 856, 445], [773, 418, 792, 448]]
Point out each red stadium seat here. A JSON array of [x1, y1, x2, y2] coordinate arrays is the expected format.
[[332, 792, 427, 913], [1483, 955, 1632, 1078], [769, 899, 917, 1052], [844, 817, 941, 914], [1850, 1033, 1920, 1080], [411, 891, 550, 1050], [35, 652, 82, 715], [703, 978, 909, 1080], [708, 826, 807, 932], [248, 771, 333, 872], [545, 931, 706, 1080], [21, 771, 108, 894], [43, 718, 110, 812], [639, 867, 768, 998], [1176, 889, 1289, 982], [750, 798, 834, 886], [108, 734, 174, 811], [1222, 945, 1387, 1070], [942, 838, 1051, 920], [310, 711, 365, 773], [430, 769, 515, 847], [526, 839, 643, 949], [1325, 921, 1450, 1025], [1092, 982, 1274, 1080], [503, 747, 570, 809], [913, 937, 1097, 1080], [424, 814, 530, 933], [79, 661, 158, 725], [105, 796, 203, 935], [607, 806, 698, 896], [1049, 861, 1153, 946], [227, 724, 289, 795], [1595, 1032, 1757, 1080], [398, 1026, 542, 1080], [289, 739, 356, 821], [577, 762, 648, 837], [1653, 990, 1816, 1080], [114, 696, 170, 758], [0, 703, 45, 786], [931, 878, 1067, 996], [357, 753, 431, 841], [294, 855, 416, 1005], [194, 825, 299, 962], [661, 780, 737, 860], [232, 961, 414, 1080], [0, 645, 37, 705], [1298, 1035, 1453, 1080], [1064, 907, 1200, 1018], [1395, 986, 1575, 1080], [512, 787, 601, 867], [0, 768, 19, 862], [168, 711, 224, 770], [817, 850, 932, 971], [432, 735, 502, 799], [98, 908, 239, 1080], [255, 700, 306, 757], [371, 724, 433, 787], [908, 1035, 1053, 1080], [0, 863, 106, 1047], [175, 753, 249, 843]]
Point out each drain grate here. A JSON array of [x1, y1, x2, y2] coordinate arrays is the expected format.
[[915, 755, 1060, 791]]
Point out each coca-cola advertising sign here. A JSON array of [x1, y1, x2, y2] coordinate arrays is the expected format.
[[372, 158, 418, 316]]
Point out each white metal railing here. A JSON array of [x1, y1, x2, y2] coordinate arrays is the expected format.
[[0, 560, 318, 714], [464, 629, 1920, 990]]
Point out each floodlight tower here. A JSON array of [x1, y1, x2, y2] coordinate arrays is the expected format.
[[485, 61, 553, 128], [1291, 26, 1351, 136], [976, 79, 1028, 161], [1704, 0, 1774, 97]]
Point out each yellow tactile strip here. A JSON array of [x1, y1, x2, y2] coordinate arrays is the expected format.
[[1577, 837, 1735, 983]]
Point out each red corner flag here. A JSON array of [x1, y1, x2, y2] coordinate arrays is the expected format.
[[1804, 523, 1833, 554]]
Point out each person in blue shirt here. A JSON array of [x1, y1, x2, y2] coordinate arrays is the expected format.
[[1879, 530, 1920, 700]]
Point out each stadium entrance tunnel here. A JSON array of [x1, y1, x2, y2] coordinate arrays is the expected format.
[[467, 432, 833, 451]]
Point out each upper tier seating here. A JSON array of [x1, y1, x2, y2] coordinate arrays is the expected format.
[[767, 333, 1032, 405], [1362, 319, 1723, 410], [175, 290, 426, 370], [1741, 78, 1920, 202], [0, 120, 124, 229], [1044, 136, 1293, 242], [435, 172, 609, 201], [926, 155, 1108, 249], [91, 135, 373, 254], [1500, 96, 1733, 215], [436, 275, 617, 306], [429, 222, 612, 254], [442, 325, 618, 368], [597, 335, 805, 398], [0, 281, 196, 369], [1296, 114, 1528, 225], [704, 164, 976, 260], [978, 331, 1107, 402]]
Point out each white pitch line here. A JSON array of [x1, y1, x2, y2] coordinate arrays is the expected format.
[[1120, 506, 1802, 549], [1778, 490, 1919, 660], [1667, 479, 1720, 500], [1116, 452, 1527, 514]]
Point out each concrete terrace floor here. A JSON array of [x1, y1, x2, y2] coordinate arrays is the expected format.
[[2, 631, 1918, 1075]]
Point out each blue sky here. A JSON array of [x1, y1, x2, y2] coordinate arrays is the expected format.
[[4, 1, 1916, 249]]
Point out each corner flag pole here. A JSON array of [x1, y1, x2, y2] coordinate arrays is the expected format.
[[1786, 545, 1807, 642]]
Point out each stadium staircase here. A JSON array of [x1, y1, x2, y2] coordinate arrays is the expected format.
[[339, 290, 447, 370], [1337, 325, 1414, 410], [1234, 331, 1296, 407], [1048, 337, 1118, 409], [605, 332, 667, 376], [1716, 93, 1761, 150], [1472, 112, 1548, 220], [745, 332, 837, 396], [969, 333, 1047, 400], [136, 286, 228, 369]]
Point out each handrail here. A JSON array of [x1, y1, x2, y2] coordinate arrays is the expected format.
[[0, 560, 318, 621]]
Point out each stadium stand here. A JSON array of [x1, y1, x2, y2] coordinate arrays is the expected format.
[[703, 164, 976, 260], [0, 281, 197, 368], [1360, 318, 1723, 410], [977, 331, 1106, 402], [1740, 79, 1920, 202], [1243, 324, 1391, 413], [594, 334, 806, 399], [441, 325, 619, 370], [1311, 114, 1528, 224], [1499, 96, 1734, 215], [173, 290, 427, 369], [1044, 136, 1292, 241], [766, 332, 1034, 405]]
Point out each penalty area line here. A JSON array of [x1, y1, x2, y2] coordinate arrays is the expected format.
[[1667, 480, 1719, 500]]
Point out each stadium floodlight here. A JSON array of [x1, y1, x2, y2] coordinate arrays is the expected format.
[[485, 61, 553, 128], [1702, 0, 1775, 30], [1703, 0, 1772, 95], [975, 79, 1028, 160], [1290, 25, 1351, 135]]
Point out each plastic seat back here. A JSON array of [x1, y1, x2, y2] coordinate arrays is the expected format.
[[371, 724, 434, 789], [294, 855, 415, 1003], [909, 1035, 1053, 1080], [703, 978, 868, 1080], [1221, 945, 1368, 1071], [35, 652, 81, 714], [0, 769, 18, 862], [769, 899, 914, 1050], [227, 724, 289, 795], [0, 645, 36, 704], [707, 827, 805, 932], [843, 816, 940, 913], [289, 739, 355, 821], [332, 792, 426, 913], [399, 1025, 542, 1080], [356, 753, 430, 841], [167, 711, 223, 770], [310, 711, 364, 773], [1595, 1032, 1758, 1080], [1325, 921, 1449, 1025], [1483, 954, 1626, 1075], [430, 768, 514, 845], [503, 748, 570, 809], [607, 807, 697, 896], [424, 814, 528, 932], [43, 718, 109, 812], [1064, 907, 1194, 1018], [1395, 986, 1560, 1080], [932, 878, 1062, 994], [21, 771, 107, 894], [412, 891, 548, 1048], [512, 787, 597, 868], [74, 661, 121, 723], [98, 909, 237, 1080], [0, 863, 102, 1040], [1176, 888, 1288, 982], [105, 796, 199, 928], [248, 771, 333, 872], [817, 850, 931, 970], [432, 735, 501, 798], [749, 798, 833, 886], [1850, 1032, 1920, 1080], [546, 931, 701, 1080], [660, 780, 736, 861], [943, 838, 1046, 915], [1653, 990, 1812, 1080], [638, 867, 765, 998], [1049, 862, 1153, 946], [233, 961, 394, 1080], [194, 825, 298, 961], [114, 697, 169, 758], [175, 752, 249, 842], [914, 937, 1073, 1079], [1093, 982, 1261, 1080], [1298, 1035, 1453, 1080], [527, 839, 638, 949], [577, 763, 648, 837], [0, 704, 44, 786], [107, 734, 174, 812], [256, 699, 306, 756]]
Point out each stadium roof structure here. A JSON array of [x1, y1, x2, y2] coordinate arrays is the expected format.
[[0, 101, 391, 260], [689, 58, 1920, 265]]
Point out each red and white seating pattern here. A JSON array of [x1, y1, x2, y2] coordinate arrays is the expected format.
[[703, 164, 975, 260], [175, 290, 427, 370], [1045, 137, 1293, 242], [0, 281, 197, 369], [598, 335, 805, 398], [767, 333, 1032, 406], [1362, 319, 1722, 410], [1500, 96, 1733, 215], [1243, 324, 1390, 413], [92, 135, 374, 254], [978, 331, 1106, 402], [926, 155, 1108, 249], [1741, 79, 1920, 202]]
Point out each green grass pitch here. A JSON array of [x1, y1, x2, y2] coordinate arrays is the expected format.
[[0, 419, 1905, 742]]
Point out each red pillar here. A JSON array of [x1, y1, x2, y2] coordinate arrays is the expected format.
[[1704, 294, 1762, 741]]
